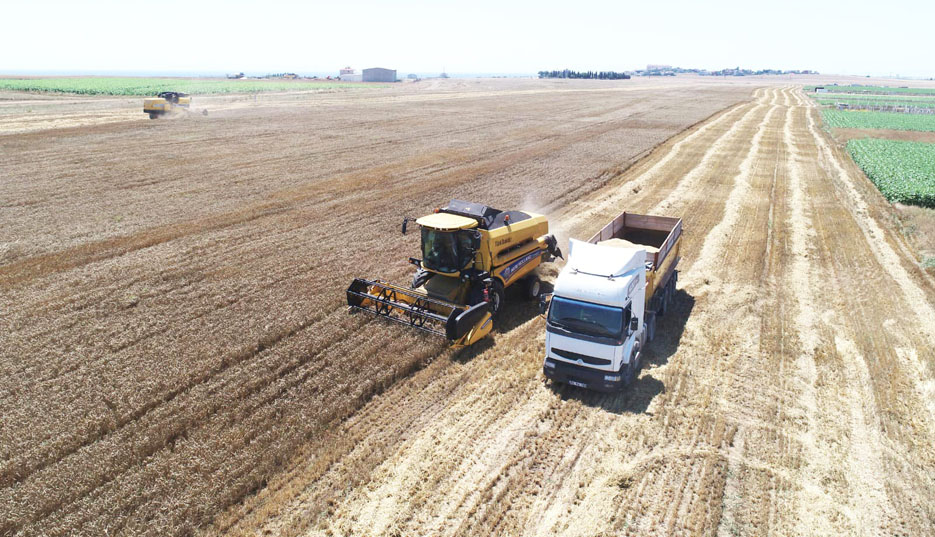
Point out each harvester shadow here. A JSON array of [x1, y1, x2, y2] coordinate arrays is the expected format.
[[495, 280, 555, 334], [451, 337, 495, 363], [548, 288, 695, 415], [451, 281, 554, 364]]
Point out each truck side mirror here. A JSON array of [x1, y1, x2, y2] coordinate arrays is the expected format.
[[538, 293, 552, 316], [629, 317, 639, 333]]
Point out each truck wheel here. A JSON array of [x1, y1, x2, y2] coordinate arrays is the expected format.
[[645, 312, 656, 343], [525, 275, 541, 299], [658, 288, 668, 317], [488, 280, 505, 316]]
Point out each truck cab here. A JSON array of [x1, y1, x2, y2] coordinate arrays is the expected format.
[[543, 240, 646, 391]]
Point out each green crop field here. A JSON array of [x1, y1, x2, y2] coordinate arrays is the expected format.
[[0, 77, 369, 96], [806, 85, 935, 96], [846, 138, 935, 207], [820, 109, 935, 132], [815, 94, 935, 109]]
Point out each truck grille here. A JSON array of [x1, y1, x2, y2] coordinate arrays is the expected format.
[[551, 348, 611, 366]]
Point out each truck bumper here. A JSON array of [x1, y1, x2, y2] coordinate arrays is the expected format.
[[543, 359, 622, 392]]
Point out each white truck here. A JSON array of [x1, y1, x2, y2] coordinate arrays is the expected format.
[[541, 212, 682, 391]]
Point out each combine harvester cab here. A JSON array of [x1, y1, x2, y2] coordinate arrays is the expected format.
[[541, 212, 681, 391], [347, 199, 563, 348]]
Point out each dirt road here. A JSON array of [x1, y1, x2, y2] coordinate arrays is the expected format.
[[208, 87, 935, 537]]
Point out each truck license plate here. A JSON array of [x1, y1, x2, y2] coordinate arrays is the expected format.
[[569, 380, 587, 388]]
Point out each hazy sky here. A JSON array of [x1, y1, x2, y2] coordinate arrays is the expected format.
[[4, 0, 933, 77]]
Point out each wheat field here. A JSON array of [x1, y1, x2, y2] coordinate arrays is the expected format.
[[2, 79, 933, 537]]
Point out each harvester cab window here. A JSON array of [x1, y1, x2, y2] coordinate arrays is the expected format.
[[422, 229, 460, 273], [457, 232, 476, 267]]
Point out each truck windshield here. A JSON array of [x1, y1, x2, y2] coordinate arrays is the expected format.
[[422, 229, 472, 273], [547, 296, 625, 339]]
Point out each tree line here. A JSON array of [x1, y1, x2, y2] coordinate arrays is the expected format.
[[537, 70, 631, 80]]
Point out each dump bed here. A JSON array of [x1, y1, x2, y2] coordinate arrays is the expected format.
[[587, 212, 682, 310]]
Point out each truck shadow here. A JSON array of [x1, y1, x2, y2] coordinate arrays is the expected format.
[[643, 288, 695, 369], [547, 288, 695, 415], [547, 374, 665, 415]]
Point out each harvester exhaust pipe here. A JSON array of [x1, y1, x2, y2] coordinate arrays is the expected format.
[[401, 217, 416, 234]]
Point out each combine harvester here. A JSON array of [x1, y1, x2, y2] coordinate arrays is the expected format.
[[143, 92, 208, 119], [347, 200, 563, 347], [541, 211, 682, 391]]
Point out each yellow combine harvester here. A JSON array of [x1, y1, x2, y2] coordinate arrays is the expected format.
[[347, 200, 563, 347], [143, 91, 201, 119]]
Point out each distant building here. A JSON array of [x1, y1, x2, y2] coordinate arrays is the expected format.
[[815, 87, 828, 93], [362, 67, 397, 82], [340, 66, 356, 76], [340, 74, 362, 82], [646, 64, 672, 71]]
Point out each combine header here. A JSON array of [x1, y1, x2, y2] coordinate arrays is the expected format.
[[347, 200, 563, 347]]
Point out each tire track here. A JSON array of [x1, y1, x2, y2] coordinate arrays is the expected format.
[[789, 93, 935, 535]]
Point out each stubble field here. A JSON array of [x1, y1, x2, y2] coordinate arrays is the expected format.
[[1, 78, 934, 537]]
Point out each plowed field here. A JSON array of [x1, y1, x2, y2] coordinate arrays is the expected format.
[[2, 80, 933, 537]]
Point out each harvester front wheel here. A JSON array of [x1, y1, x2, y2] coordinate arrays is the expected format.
[[149, 113, 157, 120]]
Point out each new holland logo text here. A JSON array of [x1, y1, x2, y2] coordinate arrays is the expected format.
[[501, 251, 541, 282]]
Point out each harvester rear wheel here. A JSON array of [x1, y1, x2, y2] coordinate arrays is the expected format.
[[489, 280, 504, 316], [525, 276, 541, 299]]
